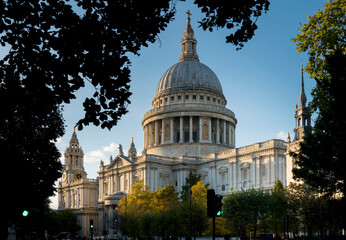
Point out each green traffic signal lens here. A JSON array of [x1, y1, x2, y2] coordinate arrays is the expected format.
[[22, 210, 29, 217]]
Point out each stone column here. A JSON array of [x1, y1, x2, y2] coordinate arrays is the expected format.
[[233, 126, 236, 147], [223, 120, 226, 144], [228, 123, 232, 146], [162, 119, 165, 144], [269, 154, 273, 183], [155, 120, 159, 146], [179, 117, 183, 143], [109, 206, 114, 236], [199, 116, 203, 142], [189, 116, 193, 142], [216, 118, 220, 144], [143, 125, 145, 148], [208, 117, 212, 143], [256, 157, 260, 187], [148, 123, 152, 147], [232, 163, 237, 190], [276, 152, 281, 181], [170, 118, 174, 143]]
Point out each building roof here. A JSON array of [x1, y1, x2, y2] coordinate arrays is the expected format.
[[155, 11, 224, 98], [155, 60, 223, 96]]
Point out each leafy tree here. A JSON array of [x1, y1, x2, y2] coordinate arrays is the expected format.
[[190, 180, 209, 238], [56, 209, 81, 237], [266, 180, 287, 237], [150, 185, 179, 239], [150, 184, 179, 213], [119, 180, 153, 216], [223, 188, 270, 240], [180, 173, 203, 202], [0, 0, 270, 131], [195, 0, 270, 50], [292, 52, 346, 198], [291, 0, 346, 231], [286, 183, 321, 239], [292, 0, 346, 81]]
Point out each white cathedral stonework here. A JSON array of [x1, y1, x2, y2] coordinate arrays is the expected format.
[[58, 15, 311, 239]]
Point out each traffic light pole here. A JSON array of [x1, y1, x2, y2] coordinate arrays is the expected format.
[[212, 216, 216, 240]]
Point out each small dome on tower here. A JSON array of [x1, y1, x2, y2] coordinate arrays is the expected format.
[[128, 137, 137, 158]]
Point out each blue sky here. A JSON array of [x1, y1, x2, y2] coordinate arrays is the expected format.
[[2, 0, 328, 208]]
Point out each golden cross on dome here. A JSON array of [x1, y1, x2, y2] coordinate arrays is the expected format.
[[186, 10, 192, 23]]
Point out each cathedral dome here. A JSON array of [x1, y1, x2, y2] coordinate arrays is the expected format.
[[142, 12, 237, 158], [155, 60, 223, 97]]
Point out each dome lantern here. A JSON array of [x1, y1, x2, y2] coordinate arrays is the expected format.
[[179, 10, 199, 62]]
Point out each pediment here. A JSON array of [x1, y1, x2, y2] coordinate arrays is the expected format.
[[199, 170, 208, 177], [218, 166, 228, 173], [240, 162, 250, 168], [106, 155, 132, 169]]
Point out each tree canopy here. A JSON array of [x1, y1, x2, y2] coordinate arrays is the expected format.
[[292, 0, 346, 81], [291, 0, 346, 199], [1, 0, 270, 131]]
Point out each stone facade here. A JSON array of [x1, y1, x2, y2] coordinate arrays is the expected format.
[[57, 129, 98, 238], [58, 15, 310, 239]]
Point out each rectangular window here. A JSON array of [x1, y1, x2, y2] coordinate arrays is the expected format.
[[200, 95, 204, 100], [171, 96, 174, 101], [193, 131, 198, 142], [178, 95, 182, 101], [192, 95, 197, 100], [207, 96, 210, 101], [184, 131, 189, 142], [185, 95, 189, 100], [165, 97, 168, 103]]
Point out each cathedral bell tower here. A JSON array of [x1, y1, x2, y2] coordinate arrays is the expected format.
[[293, 63, 312, 141], [62, 127, 87, 183], [128, 137, 137, 159]]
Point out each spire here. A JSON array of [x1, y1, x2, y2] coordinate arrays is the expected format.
[[128, 137, 137, 158], [293, 61, 312, 141], [179, 10, 199, 62], [70, 126, 78, 141], [129, 137, 136, 149], [299, 61, 307, 108]]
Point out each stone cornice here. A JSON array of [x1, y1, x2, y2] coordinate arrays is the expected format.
[[142, 103, 236, 125]]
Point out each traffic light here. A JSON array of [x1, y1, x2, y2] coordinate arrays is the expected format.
[[207, 189, 223, 217], [207, 189, 215, 218], [90, 219, 94, 231], [215, 195, 223, 216], [22, 210, 29, 217]]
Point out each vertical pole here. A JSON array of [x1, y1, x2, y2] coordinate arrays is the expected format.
[[189, 165, 192, 240], [212, 216, 216, 240]]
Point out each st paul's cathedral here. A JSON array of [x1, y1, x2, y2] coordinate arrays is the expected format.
[[58, 14, 311, 238]]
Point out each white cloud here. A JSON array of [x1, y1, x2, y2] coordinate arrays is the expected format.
[[84, 142, 119, 163], [276, 130, 287, 140], [102, 142, 118, 152]]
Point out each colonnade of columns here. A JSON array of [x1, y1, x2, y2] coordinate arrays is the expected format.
[[143, 116, 235, 149]]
